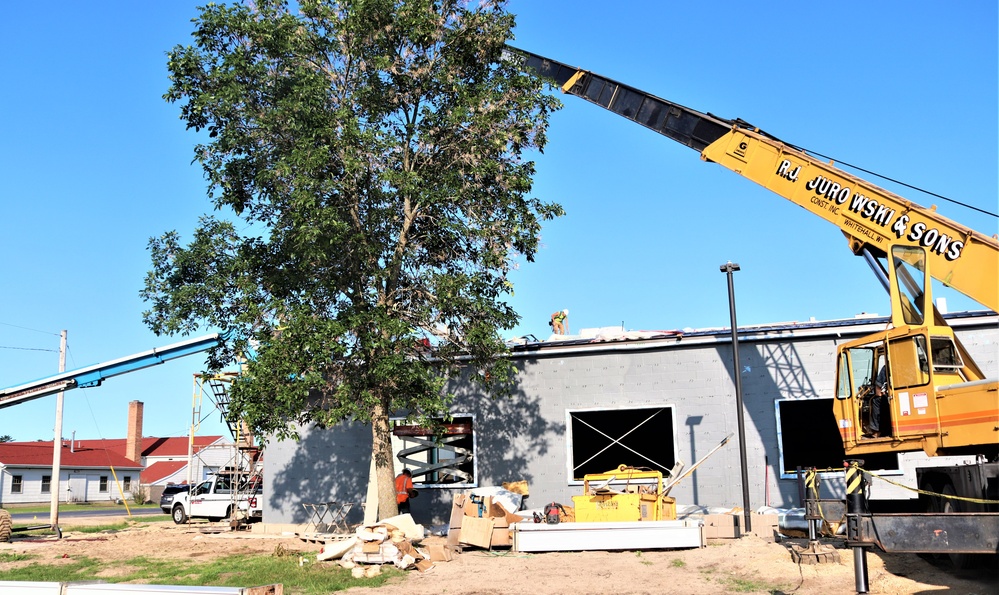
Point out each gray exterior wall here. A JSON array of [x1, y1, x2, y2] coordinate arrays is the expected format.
[[262, 312, 998, 526]]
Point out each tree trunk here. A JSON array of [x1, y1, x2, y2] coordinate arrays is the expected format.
[[372, 401, 399, 521]]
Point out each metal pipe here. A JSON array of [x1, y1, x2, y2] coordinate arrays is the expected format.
[[720, 262, 752, 535], [845, 460, 869, 593]]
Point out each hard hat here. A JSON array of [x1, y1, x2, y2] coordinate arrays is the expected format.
[[563, 309, 569, 315]]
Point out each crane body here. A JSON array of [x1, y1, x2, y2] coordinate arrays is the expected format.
[[511, 47, 999, 564]]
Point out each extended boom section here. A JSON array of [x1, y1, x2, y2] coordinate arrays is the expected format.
[[509, 47, 732, 153], [508, 47, 998, 312], [0, 333, 223, 410]]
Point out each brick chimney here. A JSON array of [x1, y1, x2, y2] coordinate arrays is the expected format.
[[126, 400, 144, 464]]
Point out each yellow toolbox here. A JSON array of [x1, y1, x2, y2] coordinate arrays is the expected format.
[[571, 465, 676, 522]]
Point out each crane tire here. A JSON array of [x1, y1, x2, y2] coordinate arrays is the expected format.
[[0, 509, 11, 542], [940, 484, 980, 570]]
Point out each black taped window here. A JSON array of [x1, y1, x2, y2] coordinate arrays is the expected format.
[[569, 406, 676, 480]]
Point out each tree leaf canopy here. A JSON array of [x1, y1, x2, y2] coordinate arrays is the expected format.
[[144, 0, 562, 444]]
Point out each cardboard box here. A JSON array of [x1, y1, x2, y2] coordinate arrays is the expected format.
[[463, 495, 491, 518], [428, 544, 456, 562], [488, 501, 507, 518], [506, 511, 527, 524], [752, 513, 780, 542], [361, 540, 382, 554], [490, 527, 511, 547], [458, 515, 495, 549], [702, 514, 741, 539], [447, 494, 467, 548]]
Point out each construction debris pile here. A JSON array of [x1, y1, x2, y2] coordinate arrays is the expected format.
[[314, 513, 442, 575], [446, 491, 527, 550]]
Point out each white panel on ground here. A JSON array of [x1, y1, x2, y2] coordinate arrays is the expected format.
[[512, 520, 704, 552], [0, 582, 62, 595]]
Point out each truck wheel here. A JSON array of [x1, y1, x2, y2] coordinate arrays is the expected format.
[[172, 505, 188, 525], [941, 484, 979, 570], [0, 509, 11, 542]]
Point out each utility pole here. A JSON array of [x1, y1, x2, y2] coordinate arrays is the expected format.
[[49, 330, 67, 535], [720, 262, 752, 534]]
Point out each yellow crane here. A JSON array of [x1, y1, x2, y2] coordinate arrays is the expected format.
[[509, 47, 999, 571]]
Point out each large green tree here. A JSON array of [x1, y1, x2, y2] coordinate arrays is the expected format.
[[143, 0, 561, 519]]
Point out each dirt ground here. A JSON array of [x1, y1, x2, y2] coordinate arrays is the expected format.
[[2, 517, 996, 594]]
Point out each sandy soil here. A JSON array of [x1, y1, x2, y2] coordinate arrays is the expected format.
[[2, 518, 996, 594]]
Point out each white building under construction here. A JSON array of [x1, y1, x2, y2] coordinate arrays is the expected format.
[[260, 310, 998, 525]]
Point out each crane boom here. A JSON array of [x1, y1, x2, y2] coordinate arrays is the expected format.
[[0, 333, 223, 410], [508, 47, 999, 312]]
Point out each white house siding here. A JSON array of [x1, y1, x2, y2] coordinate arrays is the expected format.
[[143, 439, 236, 485], [260, 312, 999, 526], [1, 468, 53, 505], [0, 467, 139, 504], [194, 443, 246, 479]]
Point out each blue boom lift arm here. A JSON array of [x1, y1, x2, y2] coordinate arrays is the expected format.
[[0, 333, 224, 410]]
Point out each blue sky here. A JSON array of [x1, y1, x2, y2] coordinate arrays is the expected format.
[[1, 1, 995, 442]]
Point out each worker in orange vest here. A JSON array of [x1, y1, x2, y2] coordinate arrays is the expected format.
[[395, 468, 416, 514]]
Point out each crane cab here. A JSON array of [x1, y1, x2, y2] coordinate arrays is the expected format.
[[833, 245, 998, 458]]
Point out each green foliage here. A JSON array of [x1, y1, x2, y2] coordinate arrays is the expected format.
[[145, 0, 561, 447], [131, 485, 150, 505], [725, 577, 786, 593], [0, 435, 13, 443], [0, 556, 101, 582], [0, 552, 394, 592], [1, 503, 159, 515]]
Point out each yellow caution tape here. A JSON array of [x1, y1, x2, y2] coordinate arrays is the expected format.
[[861, 467, 999, 505], [805, 465, 999, 504]]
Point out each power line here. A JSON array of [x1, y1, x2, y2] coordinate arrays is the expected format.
[[0, 345, 59, 352], [0, 321, 61, 336], [801, 147, 999, 219]]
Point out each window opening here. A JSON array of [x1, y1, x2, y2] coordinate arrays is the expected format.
[[41, 475, 51, 494], [11, 475, 23, 494], [775, 398, 899, 478], [391, 415, 476, 487], [888, 335, 930, 389], [836, 352, 853, 400], [99, 476, 109, 493], [567, 406, 676, 481], [892, 246, 927, 326], [930, 336, 963, 372]]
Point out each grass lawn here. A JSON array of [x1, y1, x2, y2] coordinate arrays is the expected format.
[[5, 502, 160, 515], [1, 548, 397, 594]]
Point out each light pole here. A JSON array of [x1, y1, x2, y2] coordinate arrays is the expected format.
[[720, 262, 752, 534]]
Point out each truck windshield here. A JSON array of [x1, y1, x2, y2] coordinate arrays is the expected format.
[[892, 246, 927, 326]]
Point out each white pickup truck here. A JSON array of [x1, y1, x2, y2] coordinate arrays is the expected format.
[[169, 474, 262, 524]]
